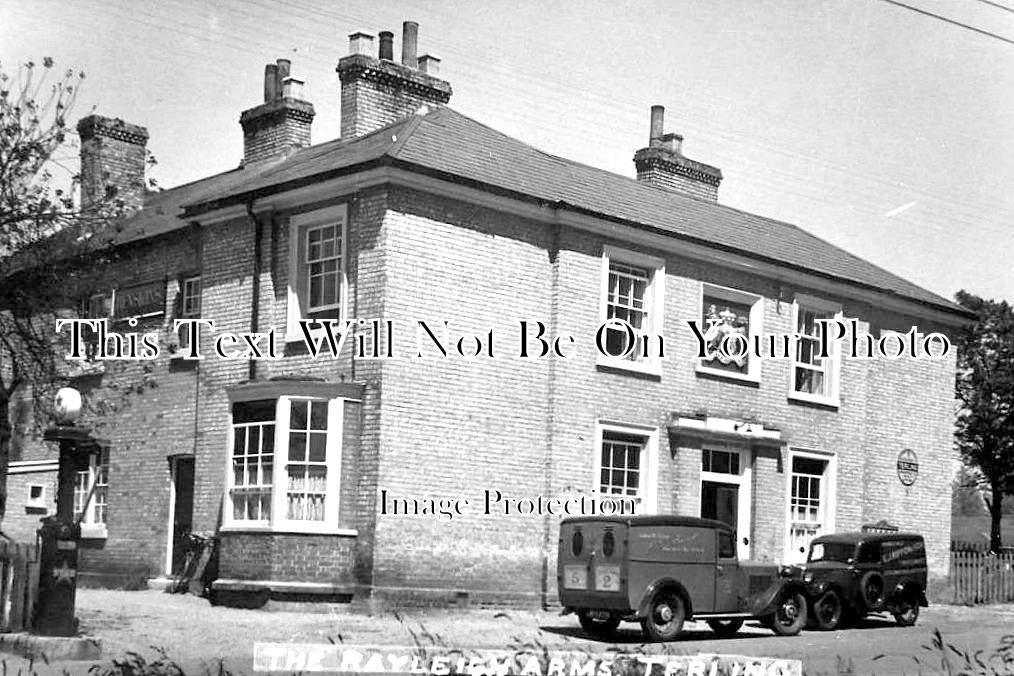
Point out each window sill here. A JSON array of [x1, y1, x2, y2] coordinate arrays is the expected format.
[[787, 391, 840, 409], [219, 524, 358, 537], [80, 524, 108, 540], [595, 356, 662, 379], [695, 364, 761, 386]]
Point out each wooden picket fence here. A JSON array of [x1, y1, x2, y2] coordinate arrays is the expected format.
[[951, 549, 1014, 605], [0, 540, 40, 632]]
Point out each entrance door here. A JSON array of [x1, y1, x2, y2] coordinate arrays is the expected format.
[[786, 452, 835, 564], [167, 456, 195, 576], [699, 445, 752, 559], [701, 482, 738, 531]]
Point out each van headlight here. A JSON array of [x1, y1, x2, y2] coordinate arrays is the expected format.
[[803, 571, 814, 583]]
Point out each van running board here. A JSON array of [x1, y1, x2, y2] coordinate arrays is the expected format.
[[691, 613, 754, 620]]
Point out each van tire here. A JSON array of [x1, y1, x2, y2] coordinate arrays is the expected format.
[[892, 596, 920, 627], [641, 591, 685, 642], [860, 572, 885, 609], [770, 591, 807, 636], [706, 619, 744, 637], [578, 610, 621, 637], [812, 590, 843, 631]]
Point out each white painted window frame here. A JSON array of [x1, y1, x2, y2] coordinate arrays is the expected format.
[[223, 396, 347, 534], [597, 246, 666, 376], [286, 204, 348, 342], [592, 420, 658, 514], [696, 282, 764, 383], [788, 293, 842, 407], [178, 275, 201, 350], [74, 446, 109, 539], [697, 441, 753, 559], [783, 447, 838, 564]]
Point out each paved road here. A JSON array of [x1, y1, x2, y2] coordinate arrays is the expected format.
[[6, 591, 1013, 676]]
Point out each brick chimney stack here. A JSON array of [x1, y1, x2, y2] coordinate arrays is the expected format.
[[76, 115, 149, 213], [336, 21, 452, 139], [240, 59, 316, 164], [633, 106, 722, 202]]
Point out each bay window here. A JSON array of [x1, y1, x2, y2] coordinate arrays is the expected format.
[[225, 392, 346, 533]]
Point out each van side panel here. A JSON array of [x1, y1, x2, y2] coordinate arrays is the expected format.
[[628, 525, 717, 613]]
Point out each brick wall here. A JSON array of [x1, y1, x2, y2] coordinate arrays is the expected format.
[[3, 229, 202, 582], [77, 116, 148, 211], [359, 188, 959, 603], [636, 168, 719, 202], [240, 100, 314, 164], [337, 55, 451, 138], [3, 172, 960, 602]]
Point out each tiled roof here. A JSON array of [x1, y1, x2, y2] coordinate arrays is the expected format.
[[152, 107, 960, 315]]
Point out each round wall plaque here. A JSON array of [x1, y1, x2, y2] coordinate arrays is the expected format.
[[897, 449, 919, 486]]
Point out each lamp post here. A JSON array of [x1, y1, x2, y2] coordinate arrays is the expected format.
[[36, 387, 99, 636]]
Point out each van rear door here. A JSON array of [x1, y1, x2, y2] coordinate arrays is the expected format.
[[559, 520, 628, 605]]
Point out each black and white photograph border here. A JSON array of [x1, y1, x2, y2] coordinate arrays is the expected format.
[[1, 1, 1013, 675]]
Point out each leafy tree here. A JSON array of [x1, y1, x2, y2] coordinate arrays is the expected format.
[[0, 58, 133, 523], [954, 290, 1014, 552]]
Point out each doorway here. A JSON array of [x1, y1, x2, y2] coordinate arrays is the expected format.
[[699, 445, 752, 559], [785, 450, 836, 564], [166, 456, 195, 576]]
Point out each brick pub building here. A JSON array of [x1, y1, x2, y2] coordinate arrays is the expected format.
[[4, 21, 969, 607]]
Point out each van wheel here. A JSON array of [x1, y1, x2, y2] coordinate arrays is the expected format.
[[770, 591, 807, 636], [578, 610, 621, 637], [706, 619, 744, 637], [892, 596, 920, 627], [812, 590, 843, 631], [860, 572, 885, 609], [641, 592, 685, 642]]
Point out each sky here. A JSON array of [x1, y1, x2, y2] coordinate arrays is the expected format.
[[2, 0, 1012, 303]]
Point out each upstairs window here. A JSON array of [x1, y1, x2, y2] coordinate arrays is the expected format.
[[286, 205, 347, 340], [790, 295, 842, 405], [306, 225, 342, 320], [178, 276, 201, 351], [79, 292, 112, 362], [598, 246, 665, 375]]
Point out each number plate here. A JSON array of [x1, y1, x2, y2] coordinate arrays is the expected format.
[[595, 565, 621, 592], [563, 565, 587, 589]]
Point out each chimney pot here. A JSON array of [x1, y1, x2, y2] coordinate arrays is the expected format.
[[401, 21, 419, 68], [649, 105, 665, 147], [418, 54, 441, 75], [264, 64, 279, 103], [378, 31, 395, 60], [660, 132, 683, 156], [275, 59, 291, 98], [282, 76, 305, 100], [241, 60, 315, 163], [348, 31, 375, 55]]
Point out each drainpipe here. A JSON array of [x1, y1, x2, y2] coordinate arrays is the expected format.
[[247, 203, 262, 382], [541, 204, 564, 609]]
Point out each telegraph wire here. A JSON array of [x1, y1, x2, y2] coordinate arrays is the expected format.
[[879, 0, 1014, 45], [8, 0, 1012, 244], [975, 0, 1014, 15]]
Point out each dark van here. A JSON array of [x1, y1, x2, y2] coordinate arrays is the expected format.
[[796, 532, 928, 630], [558, 515, 808, 641]]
